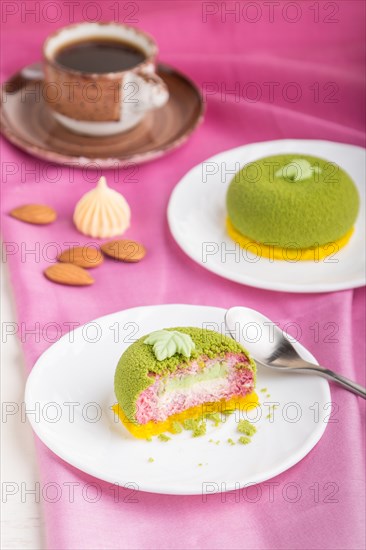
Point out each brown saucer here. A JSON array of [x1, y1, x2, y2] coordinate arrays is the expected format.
[[0, 63, 204, 168]]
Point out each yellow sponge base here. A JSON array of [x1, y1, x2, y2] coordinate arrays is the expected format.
[[112, 392, 259, 439], [226, 218, 354, 261]]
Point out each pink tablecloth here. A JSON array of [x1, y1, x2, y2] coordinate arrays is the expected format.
[[1, 1, 365, 549]]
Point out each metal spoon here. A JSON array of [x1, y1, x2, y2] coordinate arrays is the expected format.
[[225, 306, 366, 399]]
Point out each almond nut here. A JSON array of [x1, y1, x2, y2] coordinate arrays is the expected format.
[[101, 239, 146, 262], [44, 263, 94, 286], [10, 204, 57, 225], [58, 246, 104, 268]]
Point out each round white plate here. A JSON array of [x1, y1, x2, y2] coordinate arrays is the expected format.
[[167, 140, 365, 293], [25, 304, 331, 495]]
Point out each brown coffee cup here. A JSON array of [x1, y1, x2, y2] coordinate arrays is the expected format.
[[43, 22, 169, 136]]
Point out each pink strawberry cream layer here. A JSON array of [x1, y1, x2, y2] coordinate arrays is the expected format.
[[135, 353, 254, 424]]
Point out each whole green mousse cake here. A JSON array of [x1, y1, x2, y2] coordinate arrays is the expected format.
[[114, 327, 256, 436], [226, 154, 359, 250]]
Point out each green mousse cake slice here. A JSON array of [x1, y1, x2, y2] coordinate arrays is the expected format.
[[114, 327, 257, 437]]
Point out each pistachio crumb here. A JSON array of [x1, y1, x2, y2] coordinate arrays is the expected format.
[[238, 436, 251, 445], [205, 412, 221, 426], [221, 408, 235, 416], [171, 421, 183, 434], [237, 420, 257, 436], [193, 421, 206, 437], [182, 418, 197, 431], [158, 433, 171, 442]]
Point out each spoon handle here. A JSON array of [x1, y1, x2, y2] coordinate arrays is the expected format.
[[306, 365, 366, 399]]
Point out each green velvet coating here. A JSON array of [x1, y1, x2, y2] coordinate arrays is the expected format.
[[226, 154, 359, 248], [114, 327, 256, 423]]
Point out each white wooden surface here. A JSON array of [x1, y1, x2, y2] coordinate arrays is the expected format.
[[1, 261, 44, 549]]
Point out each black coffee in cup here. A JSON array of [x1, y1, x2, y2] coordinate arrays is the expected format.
[[55, 38, 146, 73]]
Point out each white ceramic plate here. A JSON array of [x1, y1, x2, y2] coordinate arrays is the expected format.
[[167, 140, 365, 293], [25, 304, 331, 495]]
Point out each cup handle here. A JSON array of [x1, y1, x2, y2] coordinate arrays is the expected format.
[[133, 70, 169, 112], [21, 62, 44, 81]]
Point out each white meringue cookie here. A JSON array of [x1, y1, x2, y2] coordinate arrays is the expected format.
[[73, 176, 131, 238]]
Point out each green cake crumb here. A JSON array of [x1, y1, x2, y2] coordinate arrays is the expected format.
[[266, 394, 271, 398], [221, 409, 235, 416], [238, 436, 251, 445], [182, 417, 207, 437], [193, 421, 206, 437], [205, 412, 221, 426], [158, 434, 171, 442], [216, 440, 220, 445], [198, 463, 203, 467], [171, 421, 183, 434], [145, 437, 152, 442], [260, 388, 268, 393], [209, 438, 214, 443], [227, 438, 236, 446], [183, 418, 197, 431], [266, 414, 271, 419], [237, 420, 257, 436], [148, 457, 154, 462]]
